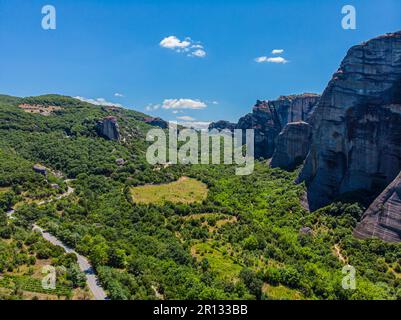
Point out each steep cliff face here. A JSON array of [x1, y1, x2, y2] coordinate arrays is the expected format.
[[236, 100, 282, 158], [271, 93, 320, 126], [97, 116, 121, 141], [271, 121, 312, 170], [298, 31, 401, 211], [213, 94, 319, 158], [353, 171, 401, 242]]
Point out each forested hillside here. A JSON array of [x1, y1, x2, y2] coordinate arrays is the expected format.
[[1, 94, 401, 300]]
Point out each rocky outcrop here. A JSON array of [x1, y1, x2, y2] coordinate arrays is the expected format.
[[271, 93, 320, 126], [97, 116, 120, 140], [354, 171, 401, 242], [208, 120, 236, 132], [236, 100, 282, 158], [298, 31, 401, 211], [213, 94, 319, 158], [271, 121, 312, 170], [143, 117, 168, 129], [33, 164, 47, 176]]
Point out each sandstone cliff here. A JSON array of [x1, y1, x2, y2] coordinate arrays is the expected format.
[[271, 121, 312, 170], [237, 94, 319, 158], [353, 171, 401, 242], [298, 31, 401, 211], [209, 94, 320, 159], [97, 116, 121, 141]]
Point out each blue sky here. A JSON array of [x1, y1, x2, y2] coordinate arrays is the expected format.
[[1, 0, 401, 127]]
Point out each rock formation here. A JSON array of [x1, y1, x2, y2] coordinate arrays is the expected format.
[[208, 120, 236, 132], [353, 171, 401, 242], [271, 121, 312, 170], [97, 116, 120, 141], [143, 117, 168, 129], [33, 164, 47, 176], [209, 94, 320, 159], [298, 31, 401, 211], [237, 95, 320, 158], [270, 93, 320, 126]]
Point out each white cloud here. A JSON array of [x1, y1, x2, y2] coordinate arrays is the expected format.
[[160, 36, 191, 50], [255, 56, 288, 64], [177, 116, 195, 121], [114, 93, 124, 97], [189, 49, 206, 58], [75, 96, 122, 107], [160, 35, 207, 58], [162, 98, 207, 110], [272, 49, 284, 55]]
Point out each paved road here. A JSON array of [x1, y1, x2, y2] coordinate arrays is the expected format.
[[38, 184, 75, 205], [6, 182, 108, 300], [32, 225, 108, 300]]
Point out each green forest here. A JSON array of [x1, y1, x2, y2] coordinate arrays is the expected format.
[[1, 94, 401, 300]]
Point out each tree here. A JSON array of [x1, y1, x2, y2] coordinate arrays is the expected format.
[[240, 268, 263, 300]]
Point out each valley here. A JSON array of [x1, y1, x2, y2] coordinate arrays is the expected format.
[[1, 31, 401, 301]]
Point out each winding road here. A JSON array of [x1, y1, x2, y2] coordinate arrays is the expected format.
[[32, 225, 107, 300], [6, 181, 108, 300]]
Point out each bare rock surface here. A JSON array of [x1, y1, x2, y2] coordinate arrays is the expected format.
[[298, 31, 401, 211], [354, 171, 401, 242], [97, 116, 120, 140], [210, 94, 319, 159], [271, 121, 312, 170]]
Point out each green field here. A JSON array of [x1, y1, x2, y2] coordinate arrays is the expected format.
[[131, 177, 208, 205]]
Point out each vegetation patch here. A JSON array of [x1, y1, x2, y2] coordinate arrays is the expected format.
[[0, 187, 11, 194], [191, 242, 242, 280], [183, 213, 237, 233], [131, 177, 208, 205], [0, 275, 72, 297], [262, 283, 303, 300]]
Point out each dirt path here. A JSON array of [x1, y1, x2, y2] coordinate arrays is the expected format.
[[334, 244, 347, 264]]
